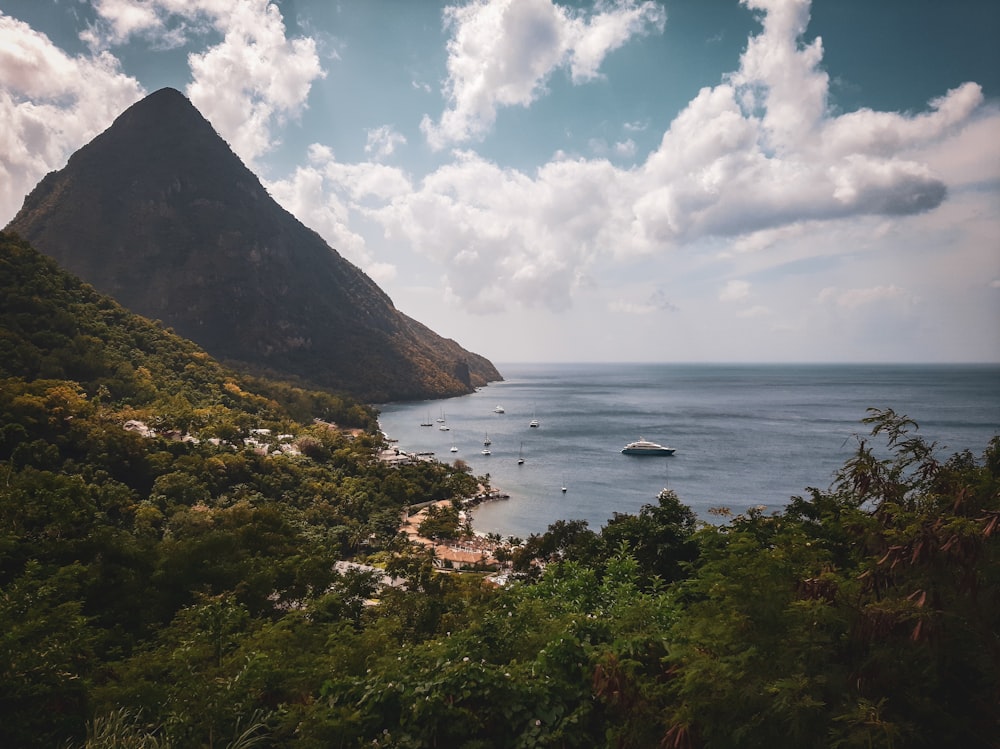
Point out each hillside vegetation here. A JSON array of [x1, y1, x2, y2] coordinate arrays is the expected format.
[[1, 232, 998, 747]]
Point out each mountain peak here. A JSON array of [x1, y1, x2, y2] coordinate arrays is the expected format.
[[106, 87, 203, 132], [6, 89, 500, 401]]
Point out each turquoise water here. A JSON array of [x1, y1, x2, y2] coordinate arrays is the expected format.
[[377, 363, 1000, 539]]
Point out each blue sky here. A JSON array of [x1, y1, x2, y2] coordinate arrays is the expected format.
[[1, 0, 998, 364]]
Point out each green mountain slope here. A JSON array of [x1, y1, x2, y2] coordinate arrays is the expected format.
[[0, 231, 481, 746], [0, 231, 370, 432]]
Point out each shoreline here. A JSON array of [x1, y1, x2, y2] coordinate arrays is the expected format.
[[379, 427, 512, 548], [400, 498, 506, 569]]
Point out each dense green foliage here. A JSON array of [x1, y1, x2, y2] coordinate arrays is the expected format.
[[2, 233, 997, 747]]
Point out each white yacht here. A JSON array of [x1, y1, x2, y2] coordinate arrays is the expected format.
[[621, 438, 675, 456], [494, 405, 505, 413]]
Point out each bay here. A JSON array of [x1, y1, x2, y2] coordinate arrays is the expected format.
[[377, 363, 1000, 539]]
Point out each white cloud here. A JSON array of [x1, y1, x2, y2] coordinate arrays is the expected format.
[[367, 0, 990, 314], [614, 139, 636, 158], [0, 13, 144, 223], [83, 0, 325, 167], [588, 137, 636, 159], [564, 0, 667, 82], [365, 125, 407, 161], [421, 0, 664, 149], [373, 150, 633, 310], [720, 279, 751, 302], [398, 0, 988, 313], [184, 1, 324, 166], [264, 147, 414, 280], [737, 304, 770, 318], [83, 0, 164, 46]]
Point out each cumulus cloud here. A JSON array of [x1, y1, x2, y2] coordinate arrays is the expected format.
[[365, 125, 407, 161], [421, 0, 665, 149], [184, 1, 324, 166], [627, 0, 981, 248], [84, 0, 324, 167], [373, 150, 632, 311], [406, 0, 986, 312], [0, 13, 144, 223], [81, 0, 166, 47], [720, 280, 751, 302], [264, 145, 414, 281], [253, 0, 996, 316]]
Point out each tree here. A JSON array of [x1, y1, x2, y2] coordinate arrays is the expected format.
[[664, 409, 1000, 749]]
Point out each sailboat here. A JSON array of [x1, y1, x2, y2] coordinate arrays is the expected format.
[[438, 413, 449, 431], [529, 405, 539, 428], [518, 442, 524, 465], [420, 412, 433, 427], [484, 431, 491, 446]]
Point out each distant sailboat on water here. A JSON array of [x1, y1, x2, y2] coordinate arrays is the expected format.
[[518, 442, 524, 465]]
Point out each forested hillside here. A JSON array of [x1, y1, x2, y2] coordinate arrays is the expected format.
[[1, 231, 998, 747]]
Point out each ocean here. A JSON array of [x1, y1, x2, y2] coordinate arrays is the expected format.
[[376, 363, 1000, 539]]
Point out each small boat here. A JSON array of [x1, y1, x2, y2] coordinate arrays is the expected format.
[[450, 446, 458, 453], [517, 442, 524, 465], [621, 438, 675, 456], [484, 432, 491, 446], [494, 405, 505, 413], [529, 405, 539, 428], [420, 412, 433, 427], [481, 448, 491, 455]]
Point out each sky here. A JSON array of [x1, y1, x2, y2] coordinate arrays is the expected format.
[[1, 0, 998, 365]]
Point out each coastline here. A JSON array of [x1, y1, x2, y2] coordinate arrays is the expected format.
[[379, 427, 512, 567]]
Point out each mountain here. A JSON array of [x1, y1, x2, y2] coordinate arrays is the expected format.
[[5, 87, 500, 402]]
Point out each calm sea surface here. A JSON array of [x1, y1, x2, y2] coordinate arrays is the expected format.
[[377, 363, 1000, 539]]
